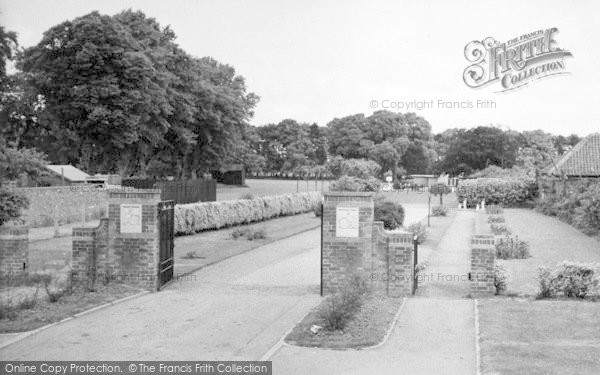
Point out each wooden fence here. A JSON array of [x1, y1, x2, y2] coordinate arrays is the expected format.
[[121, 179, 216, 203]]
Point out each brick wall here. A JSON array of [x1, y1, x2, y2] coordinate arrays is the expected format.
[[72, 189, 162, 291], [14, 186, 108, 227], [322, 192, 414, 297], [0, 226, 29, 276], [470, 234, 495, 296]]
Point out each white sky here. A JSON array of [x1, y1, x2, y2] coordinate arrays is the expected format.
[[1, 0, 598, 136]]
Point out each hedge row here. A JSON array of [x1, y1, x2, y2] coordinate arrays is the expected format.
[[536, 179, 600, 236], [457, 177, 537, 207], [174, 192, 322, 235]]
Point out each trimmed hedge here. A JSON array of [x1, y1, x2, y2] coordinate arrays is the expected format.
[[174, 192, 322, 235], [537, 179, 600, 236], [457, 177, 537, 207]]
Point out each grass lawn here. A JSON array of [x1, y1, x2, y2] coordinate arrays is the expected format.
[[174, 212, 321, 276], [479, 298, 600, 375], [500, 209, 600, 296], [0, 283, 142, 333], [217, 178, 329, 201], [285, 294, 403, 349]]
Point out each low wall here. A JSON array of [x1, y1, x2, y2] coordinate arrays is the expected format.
[[470, 234, 496, 296], [0, 226, 29, 276], [321, 192, 414, 297], [13, 186, 108, 227]]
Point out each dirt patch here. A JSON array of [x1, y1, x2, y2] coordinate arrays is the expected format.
[[0, 283, 143, 333], [285, 295, 403, 349]]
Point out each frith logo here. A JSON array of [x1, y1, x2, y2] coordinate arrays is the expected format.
[[463, 28, 573, 92]]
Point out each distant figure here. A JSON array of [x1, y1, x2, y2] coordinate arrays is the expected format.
[[481, 199, 486, 210], [476, 203, 480, 211], [462, 199, 467, 209]]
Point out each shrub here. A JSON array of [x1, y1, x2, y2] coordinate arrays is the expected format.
[[490, 223, 511, 235], [457, 177, 537, 208], [537, 262, 600, 299], [0, 187, 29, 226], [408, 222, 428, 244], [314, 202, 323, 217], [487, 215, 505, 223], [319, 275, 369, 331], [494, 263, 508, 295], [330, 175, 382, 192], [326, 157, 381, 179], [238, 192, 256, 200], [537, 179, 600, 237], [230, 227, 266, 241], [174, 192, 321, 235], [485, 204, 503, 215], [373, 198, 404, 229], [495, 234, 530, 259], [183, 251, 202, 259], [431, 205, 448, 217]]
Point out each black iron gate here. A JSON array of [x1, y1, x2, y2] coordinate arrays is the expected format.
[[412, 235, 419, 295], [158, 200, 175, 290]]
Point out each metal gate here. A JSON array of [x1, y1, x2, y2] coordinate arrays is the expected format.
[[158, 200, 175, 290], [412, 235, 419, 295]]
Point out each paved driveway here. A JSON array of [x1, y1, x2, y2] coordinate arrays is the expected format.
[[0, 229, 322, 360]]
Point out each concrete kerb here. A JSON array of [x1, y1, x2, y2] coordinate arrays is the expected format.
[[0, 290, 149, 350], [474, 299, 482, 375], [260, 297, 407, 360]]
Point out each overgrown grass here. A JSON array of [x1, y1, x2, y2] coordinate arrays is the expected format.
[[230, 227, 267, 241]]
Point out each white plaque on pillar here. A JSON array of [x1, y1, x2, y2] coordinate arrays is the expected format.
[[120, 204, 142, 233], [336, 207, 359, 237]]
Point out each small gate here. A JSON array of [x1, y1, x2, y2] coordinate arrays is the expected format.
[[158, 200, 175, 290]]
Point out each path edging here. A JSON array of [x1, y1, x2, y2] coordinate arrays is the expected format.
[[262, 297, 407, 359], [474, 299, 482, 375], [0, 290, 149, 350]]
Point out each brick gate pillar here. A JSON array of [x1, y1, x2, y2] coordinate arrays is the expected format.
[[471, 234, 496, 296], [0, 226, 29, 277], [73, 189, 162, 291], [322, 192, 374, 295], [107, 189, 162, 290]]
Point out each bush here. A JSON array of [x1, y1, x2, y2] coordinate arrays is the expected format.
[[487, 215, 505, 223], [230, 227, 266, 241], [373, 198, 404, 229], [326, 157, 381, 179], [494, 263, 508, 295], [495, 234, 530, 259], [431, 205, 448, 217], [238, 192, 256, 200], [537, 180, 600, 236], [490, 223, 511, 235], [537, 262, 600, 299], [174, 192, 321, 235], [485, 205, 503, 215], [314, 202, 323, 217], [457, 177, 537, 208], [319, 275, 369, 331], [330, 175, 382, 192], [0, 187, 29, 226], [408, 222, 428, 244]]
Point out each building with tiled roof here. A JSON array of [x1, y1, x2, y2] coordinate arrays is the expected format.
[[544, 133, 600, 177]]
